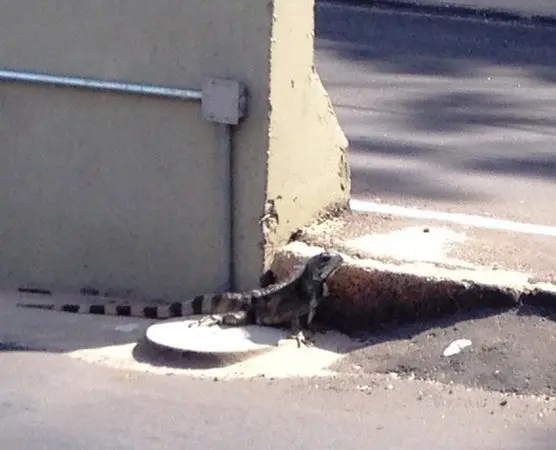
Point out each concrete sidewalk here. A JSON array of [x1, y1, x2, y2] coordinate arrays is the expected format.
[[326, 0, 556, 21], [270, 206, 556, 332]]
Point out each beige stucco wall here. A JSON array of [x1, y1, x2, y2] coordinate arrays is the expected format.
[[262, 0, 350, 268], [0, 0, 348, 299]]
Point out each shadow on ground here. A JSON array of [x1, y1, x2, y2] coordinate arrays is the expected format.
[[315, 4, 556, 202], [316, 6, 556, 80], [131, 337, 274, 371]]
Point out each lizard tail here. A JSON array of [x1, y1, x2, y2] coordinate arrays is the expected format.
[[16, 292, 250, 319]]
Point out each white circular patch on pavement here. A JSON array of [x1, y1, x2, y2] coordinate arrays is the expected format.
[[145, 319, 290, 354]]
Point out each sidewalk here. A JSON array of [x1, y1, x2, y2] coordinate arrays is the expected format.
[[270, 205, 556, 331], [328, 0, 556, 21]]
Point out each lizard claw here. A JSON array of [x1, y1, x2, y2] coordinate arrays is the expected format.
[[297, 337, 314, 348], [293, 331, 315, 348], [278, 331, 314, 348]]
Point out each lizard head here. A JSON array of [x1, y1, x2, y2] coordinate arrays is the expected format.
[[308, 250, 343, 280]]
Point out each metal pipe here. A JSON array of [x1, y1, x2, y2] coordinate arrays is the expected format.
[[221, 124, 236, 292], [0, 68, 202, 101]]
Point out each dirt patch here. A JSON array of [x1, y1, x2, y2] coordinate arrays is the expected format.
[[333, 306, 556, 396]]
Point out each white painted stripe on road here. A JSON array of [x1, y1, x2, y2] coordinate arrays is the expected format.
[[350, 199, 556, 237]]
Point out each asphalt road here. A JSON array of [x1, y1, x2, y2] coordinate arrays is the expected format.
[[336, 306, 556, 396], [1, 350, 555, 450], [327, 0, 556, 18], [315, 3, 556, 226]]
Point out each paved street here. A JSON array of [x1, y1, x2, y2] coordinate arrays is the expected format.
[[315, 2, 556, 279], [316, 2, 556, 224], [1, 349, 556, 449], [330, 0, 556, 18], [336, 306, 556, 396]]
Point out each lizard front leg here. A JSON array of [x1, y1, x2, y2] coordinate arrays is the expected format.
[[304, 282, 332, 334], [306, 288, 325, 328], [287, 316, 315, 348], [322, 281, 330, 299]]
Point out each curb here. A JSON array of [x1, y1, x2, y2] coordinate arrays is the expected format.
[[319, 0, 556, 27], [270, 242, 556, 333]]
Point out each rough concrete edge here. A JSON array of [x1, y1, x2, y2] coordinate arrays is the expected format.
[[319, 0, 556, 27], [286, 199, 351, 245], [270, 242, 556, 333], [290, 215, 505, 273]]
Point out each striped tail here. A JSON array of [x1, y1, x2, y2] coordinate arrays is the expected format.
[[16, 292, 251, 319]]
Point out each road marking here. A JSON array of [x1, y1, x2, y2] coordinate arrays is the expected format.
[[350, 199, 556, 237]]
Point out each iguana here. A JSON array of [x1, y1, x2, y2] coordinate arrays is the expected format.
[[16, 251, 343, 347]]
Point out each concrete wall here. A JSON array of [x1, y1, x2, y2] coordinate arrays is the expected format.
[[263, 0, 350, 267], [0, 0, 349, 300]]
